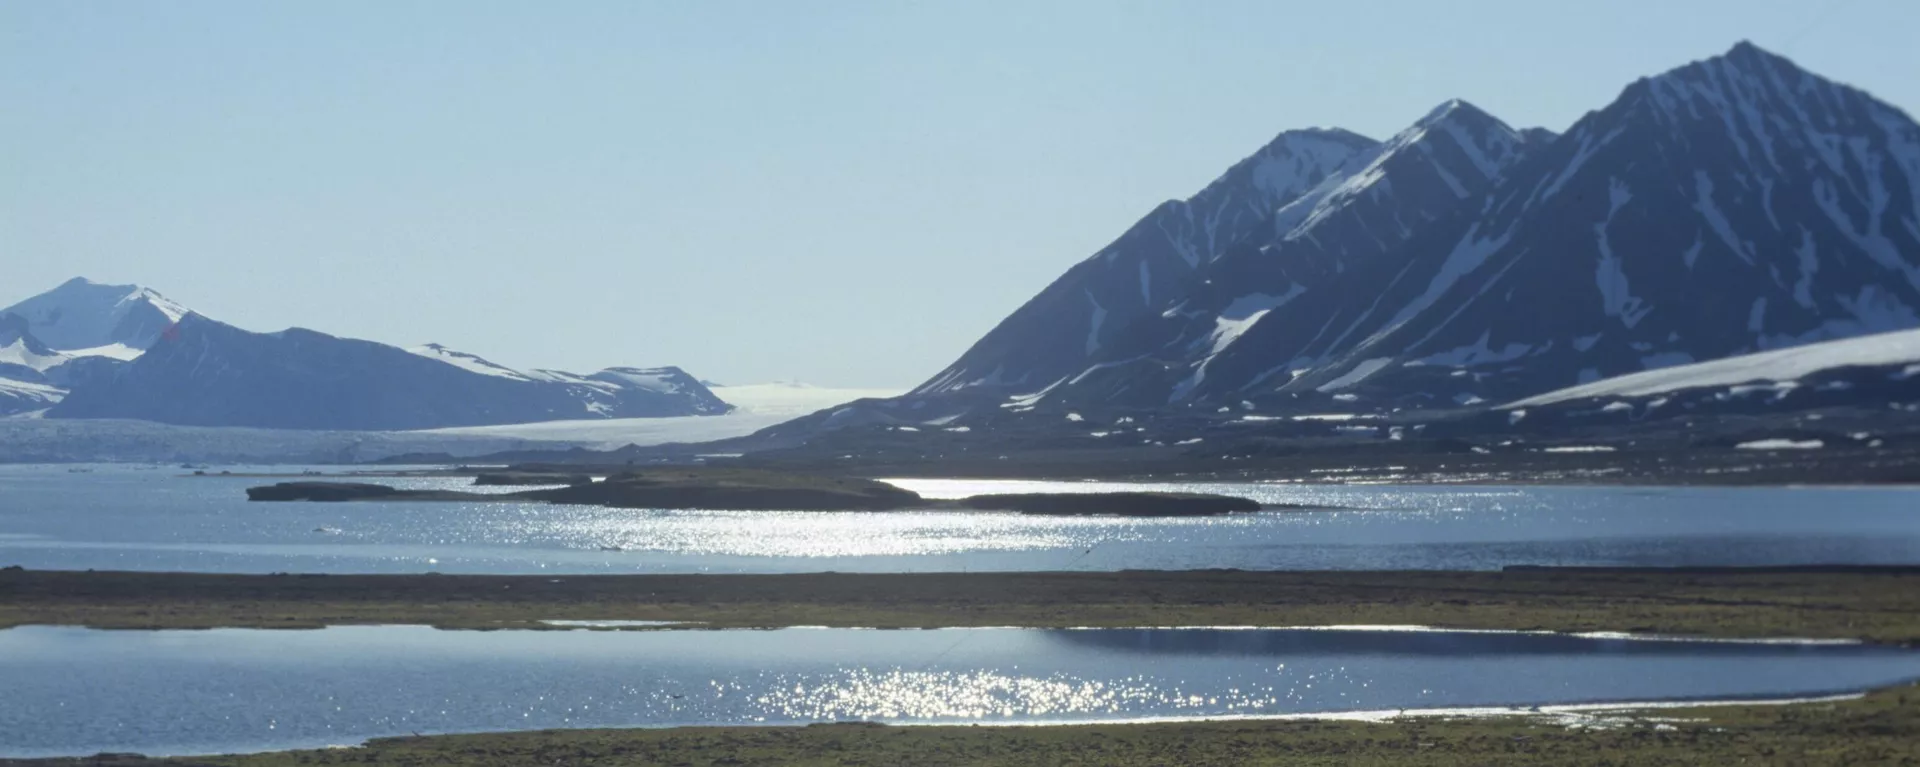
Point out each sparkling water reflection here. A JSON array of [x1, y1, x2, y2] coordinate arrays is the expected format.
[[2, 626, 1918, 758], [1, 465, 1916, 573]]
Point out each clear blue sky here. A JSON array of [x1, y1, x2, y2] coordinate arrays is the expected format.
[[4, 1, 1915, 387]]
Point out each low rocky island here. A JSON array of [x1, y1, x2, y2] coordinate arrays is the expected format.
[[244, 482, 464, 502], [245, 467, 1269, 515], [959, 491, 1262, 516], [521, 468, 924, 511], [472, 471, 593, 487]]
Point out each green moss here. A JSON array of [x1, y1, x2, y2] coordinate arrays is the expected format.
[[6, 568, 1919, 643]]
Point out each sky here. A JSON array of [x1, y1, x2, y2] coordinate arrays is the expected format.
[[4, 1, 1917, 388]]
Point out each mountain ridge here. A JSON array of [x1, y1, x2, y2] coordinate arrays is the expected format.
[[47, 314, 734, 430], [0, 280, 734, 429], [755, 41, 1920, 447]]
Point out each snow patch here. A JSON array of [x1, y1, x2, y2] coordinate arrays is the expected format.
[[63, 343, 144, 362], [1083, 291, 1108, 356], [1375, 223, 1513, 339], [1736, 439, 1824, 451], [1414, 332, 1532, 367], [1511, 327, 1920, 406], [0, 340, 67, 372], [1316, 358, 1393, 392], [1692, 172, 1753, 264], [1593, 177, 1651, 328], [408, 344, 532, 381]]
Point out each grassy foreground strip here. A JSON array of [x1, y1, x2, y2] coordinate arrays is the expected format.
[[4, 566, 1919, 642], [29, 683, 1920, 766]]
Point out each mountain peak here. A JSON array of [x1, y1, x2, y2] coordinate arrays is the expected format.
[[1635, 39, 1818, 102], [1416, 98, 1494, 127], [1220, 126, 1378, 203], [1723, 39, 1783, 65], [3, 278, 192, 351]]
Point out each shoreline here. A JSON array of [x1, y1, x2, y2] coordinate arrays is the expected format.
[[12, 681, 1920, 765], [7, 566, 1918, 642]]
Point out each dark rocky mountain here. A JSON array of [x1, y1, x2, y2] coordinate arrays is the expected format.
[[1252, 41, 1920, 407], [47, 314, 734, 430], [913, 128, 1374, 396], [1031, 100, 1553, 407], [885, 42, 1920, 421], [742, 43, 1920, 457]]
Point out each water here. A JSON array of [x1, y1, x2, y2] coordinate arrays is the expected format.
[[2, 626, 1915, 758], [1, 464, 1917, 574]]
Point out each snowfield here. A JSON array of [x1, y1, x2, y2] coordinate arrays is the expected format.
[[1508, 328, 1920, 407], [0, 382, 904, 463], [414, 382, 906, 448], [0, 339, 67, 372], [0, 378, 64, 404]]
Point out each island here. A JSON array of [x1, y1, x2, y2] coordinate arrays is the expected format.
[[243, 467, 1271, 515]]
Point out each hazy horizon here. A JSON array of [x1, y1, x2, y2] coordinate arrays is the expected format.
[[7, 0, 1918, 387]]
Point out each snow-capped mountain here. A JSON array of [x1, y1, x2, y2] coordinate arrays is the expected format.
[[891, 42, 1920, 421], [1264, 41, 1920, 406], [1, 277, 187, 353], [406, 344, 730, 415], [48, 315, 733, 430], [0, 279, 732, 429], [1024, 99, 1552, 406], [914, 128, 1374, 396]]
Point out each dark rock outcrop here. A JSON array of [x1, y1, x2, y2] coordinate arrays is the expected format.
[[246, 482, 410, 502], [522, 469, 924, 511], [958, 492, 1262, 516], [473, 472, 593, 486]]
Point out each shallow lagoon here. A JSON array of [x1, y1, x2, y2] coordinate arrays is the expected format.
[[3, 626, 1918, 757]]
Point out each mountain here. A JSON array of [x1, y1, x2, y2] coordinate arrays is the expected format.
[[1251, 41, 1920, 407], [913, 128, 1375, 396], [885, 42, 1920, 424], [1022, 99, 1552, 407], [408, 343, 729, 412], [47, 315, 733, 430], [1, 277, 188, 353], [0, 278, 735, 429]]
